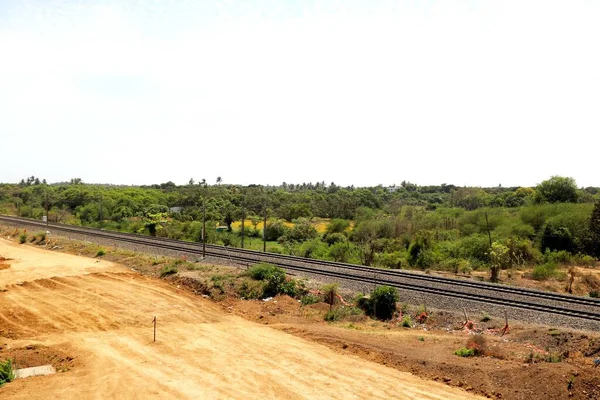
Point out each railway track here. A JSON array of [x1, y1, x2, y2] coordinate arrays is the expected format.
[[2, 214, 600, 324]]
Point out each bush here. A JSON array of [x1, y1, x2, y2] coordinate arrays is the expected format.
[[369, 286, 399, 320], [237, 279, 264, 299], [19, 232, 27, 244], [35, 231, 47, 243], [246, 263, 286, 298], [300, 294, 320, 306], [454, 347, 475, 357], [159, 265, 178, 278], [0, 359, 15, 387], [531, 262, 559, 281], [401, 315, 412, 327], [324, 232, 347, 246], [279, 279, 306, 298], [96, 249, 106, 257]]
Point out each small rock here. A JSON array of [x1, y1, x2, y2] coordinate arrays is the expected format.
[[342, 344, 348, 349], [443, 377, 452, 383]]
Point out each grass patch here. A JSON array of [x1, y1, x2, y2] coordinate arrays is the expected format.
[[300, 294, 320, 306], [18, 232, 27, 244], [96, 249, 106, 257], [401, 315, 412, 327], [480, 312, 491, 322], [324, 306, 364, 322], [159, 264, 179, 278]]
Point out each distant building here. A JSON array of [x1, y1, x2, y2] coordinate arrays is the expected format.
[[169, 206, 184, 213], [386, 186, 400, 193]]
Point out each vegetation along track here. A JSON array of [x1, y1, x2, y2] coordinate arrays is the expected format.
[[2, 215, 600, 326]]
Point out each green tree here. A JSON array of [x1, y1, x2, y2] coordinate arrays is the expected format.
[[536, 176, 578, 203], [489, 241, 511, 282], [586, 200, 600, 257]]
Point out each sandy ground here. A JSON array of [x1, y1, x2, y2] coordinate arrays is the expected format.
[[0, 239, 481, 399]]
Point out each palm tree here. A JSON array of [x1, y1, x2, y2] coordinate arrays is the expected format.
[[216, 176, 222, 185]]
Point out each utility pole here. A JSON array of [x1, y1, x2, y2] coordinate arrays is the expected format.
[[202, 197, 206, 258], [241, 194, 245, 249], [99, 191, 104, 229], [485, 212, 492, 247], [45, 189, 49, 227], [263, 205, 267, 253]]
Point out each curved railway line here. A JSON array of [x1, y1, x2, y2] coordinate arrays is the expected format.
[[1, 215, 599, 326]]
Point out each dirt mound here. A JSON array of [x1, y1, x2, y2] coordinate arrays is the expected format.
[[0, 344, 77, 373]]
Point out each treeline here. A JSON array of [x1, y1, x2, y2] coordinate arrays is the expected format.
[[1, 176, 599, 282]]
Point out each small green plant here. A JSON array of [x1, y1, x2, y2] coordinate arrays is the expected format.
[[96, 249, 106, 257], [401, 315, 412, 327], [0, 358, 15, 387], [417, 336, 425, 342], [159, 264, 178, 278], [545, 352, 564, 363], [300, 293, 320, 306], [454, 347, 475, 357], [19, 232, 27, 244], [480, 312, 491, 322]]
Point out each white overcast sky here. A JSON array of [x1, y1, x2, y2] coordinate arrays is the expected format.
[[1, 0, 599, 187]]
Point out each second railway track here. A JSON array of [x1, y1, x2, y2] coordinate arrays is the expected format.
[[1, 215, 599, 327]]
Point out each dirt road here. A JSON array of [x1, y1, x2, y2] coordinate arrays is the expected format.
[[0, 239, 481, 399]]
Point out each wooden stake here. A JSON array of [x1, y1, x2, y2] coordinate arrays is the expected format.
[[501, 311, 509, 336], [463, 308, 469, 323], [153, 316, 156, 343]]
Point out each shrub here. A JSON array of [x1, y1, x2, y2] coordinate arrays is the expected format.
[[324, 306, 364, 322], [401, 315, 412, 327], [19, 232, 27, 244], [279, 279, 306, 298], [237, 279, 264, 299], [96, 249, 106, 257], [324, 232, 347, 246], [369, 286, 399, 320], [532, 262, 559, 281], [35, 231, 47, 243], [300, 294, 320, 306], [159, 265, 178, 278], [246, 263, 286, 298], [454, 347, 475, 357], [0, 359, 15, 387]]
